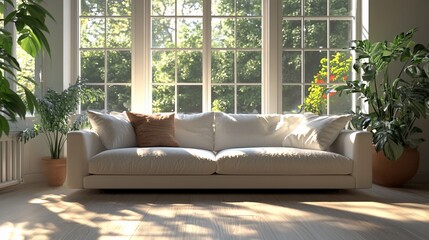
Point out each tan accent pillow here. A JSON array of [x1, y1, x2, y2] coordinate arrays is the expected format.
[[126, 112, 179, 147]]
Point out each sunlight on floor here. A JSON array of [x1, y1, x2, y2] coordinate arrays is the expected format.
[[0, 221, 56, 240]]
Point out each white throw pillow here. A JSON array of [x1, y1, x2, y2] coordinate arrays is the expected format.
[[282, 113, 351, 150], [87, 110, 137, 149]]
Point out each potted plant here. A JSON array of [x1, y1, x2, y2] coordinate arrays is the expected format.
[[332, 28, 429, 186], [0, 0, 52, 136], [20, 79, 103, 186]]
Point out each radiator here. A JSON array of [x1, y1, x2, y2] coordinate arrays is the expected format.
[[0, 133, 22, 189]]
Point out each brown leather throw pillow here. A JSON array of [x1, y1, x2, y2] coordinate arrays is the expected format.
[[126, 112, 179, 147]]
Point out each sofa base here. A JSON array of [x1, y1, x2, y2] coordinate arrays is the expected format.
[[82, 175, 362, 189]]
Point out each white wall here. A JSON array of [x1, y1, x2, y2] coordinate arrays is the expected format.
[[21, 0, 70, 183], [20, 0, 429, 184], [370, 0, 429, 183]]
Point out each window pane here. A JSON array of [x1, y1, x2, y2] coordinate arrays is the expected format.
[[304, 20, 327, 48], [237, 18, 261, 48], [82, 85, 105, 111], [237, 51, 261, 83], [212, 18, 235, 48], [107, 51, 131, 83], [282, 85, 302, 113], [330, 20, 352, 49], [304, 0, 327, 16], [237, 0, 261, 16], [282, 51, 301, 83], [81, 0, 105, 16], [305, 51, 327, 83], [152, 18, 175, 48], [152, 51, 175, 83], [152, 0, 175, 16], [178, 85, 202, 113], [177, 0, 203, 16], [107, 85, 131, 112], [330, 0, 352, 16], [282, 20, 302, 48], [237, 86, 261, 113], [178, 18, 203, 48], [212, 85, 234, 113], [177, 51, 202, 83], [212, 51, 234, 83], [81, 50, 105, 83], [153, 85, 175, 112], [107, 0, 131, 16], [283, 0, 301, 16], [80, 18, 105, 48], [329, 89, 352, 114], [212, 0, 234, 16], [107, 18, 131, 48], [16, 45, 35, 100]]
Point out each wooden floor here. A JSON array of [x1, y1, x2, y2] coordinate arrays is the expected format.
[[1, 184, 429, 240]]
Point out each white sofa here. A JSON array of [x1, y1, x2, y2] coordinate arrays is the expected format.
[[66, 112, 372, 189]]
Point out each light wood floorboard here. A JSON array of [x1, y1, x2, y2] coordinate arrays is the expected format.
[[0, 183, 428, 239]]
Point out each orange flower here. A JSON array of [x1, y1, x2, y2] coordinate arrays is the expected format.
[[322, 91, 336, 99], [316, 79, 325, 84], [329, 75, 336, 82]]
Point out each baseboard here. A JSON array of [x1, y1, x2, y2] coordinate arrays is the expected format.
[[410, 171, 429, 184], [22, 173, 44, 184]]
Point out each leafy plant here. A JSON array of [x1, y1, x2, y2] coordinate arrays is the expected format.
[[332, 28, 429, 160], [20, 79, 103, 159], [0, 0, 53, 136]]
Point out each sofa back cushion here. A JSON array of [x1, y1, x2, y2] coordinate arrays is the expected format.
[[214, 112, 303, 151], [175, 112, 215, 151]]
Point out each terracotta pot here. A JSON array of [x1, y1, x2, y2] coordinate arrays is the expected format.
[[372, 147, 419, 187], [42, 157, 66, 187]]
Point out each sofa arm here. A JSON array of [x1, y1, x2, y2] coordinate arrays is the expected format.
[[330, 130, 372, 188], [66, 130, 105, 189]]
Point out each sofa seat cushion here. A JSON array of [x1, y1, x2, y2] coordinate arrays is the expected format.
[[89, 147, 217, 175], [216, 147, 352, 175]]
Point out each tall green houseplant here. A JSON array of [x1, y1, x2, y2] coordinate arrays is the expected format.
[[0, 0, 52, 136], [334, 28, 429, 160], [21, 79, 103, 159]]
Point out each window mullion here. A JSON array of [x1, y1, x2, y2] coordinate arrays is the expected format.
[[264, 0, 281, 114], [132, 0, 150, 113], [203, 0, 211, 112]]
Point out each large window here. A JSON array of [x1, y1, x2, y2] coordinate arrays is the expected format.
[[211, 0, 262, 113], [78, 0, 358, 114], [151, 0, 204, 113]]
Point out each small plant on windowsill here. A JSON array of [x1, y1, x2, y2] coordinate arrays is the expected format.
[[20, 78, 103, 186]]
